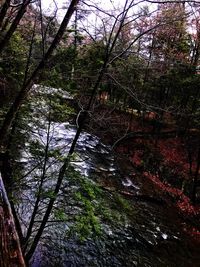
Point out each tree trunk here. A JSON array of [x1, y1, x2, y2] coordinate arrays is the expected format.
[[191, 142, 200, 204], [0, 0, 31, 54], [0, 174, 26, 267], [0, 0, 80, 148], [0, 0, 11, 30]]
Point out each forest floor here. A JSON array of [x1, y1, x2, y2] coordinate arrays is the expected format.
[[87, 104, 200, 244]]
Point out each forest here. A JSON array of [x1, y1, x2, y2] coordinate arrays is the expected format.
[[1, 0, 200, 266]]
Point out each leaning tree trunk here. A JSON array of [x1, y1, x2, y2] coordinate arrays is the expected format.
[[0, 1, 79, 264], [0, 174, 26, 267], [0, 0, 79, 148], [24, 1, 132, 261], [0, 0, 32, 54], [0, 0, 11, 30]]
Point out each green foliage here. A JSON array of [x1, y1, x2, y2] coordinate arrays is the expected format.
[[96, 197, 130, 224], [74, 41, 107, 95], [108, 55, 144, 106], [0, 31, 28, 107], [73, 202, 101, 241], [49, 97, 75, 122], [42, 46, 77, 92], [143, 63, 200, 115], [29, 140, 45, 158], [113, 194, 132, 212], [40, 188, 57, 200], [64, 166, 134, 240], [63, 168, 103, 240], [78, 41, 106, 73], [0, 31, 27, 87], [54, 208, 68, 221]]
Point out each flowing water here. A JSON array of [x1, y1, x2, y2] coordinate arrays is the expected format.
[[15, 86, 200, 267]]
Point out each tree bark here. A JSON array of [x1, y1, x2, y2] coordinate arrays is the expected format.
[[0, 174, 26, 267], [0, 0, 11, 30]]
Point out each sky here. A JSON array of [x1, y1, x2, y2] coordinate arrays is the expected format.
[[41, 0, 157, 21], [41, 0, 130, 34], [41, 0, 121, 18], [41, 0, 153, 29]]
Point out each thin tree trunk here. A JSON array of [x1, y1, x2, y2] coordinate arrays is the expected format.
[[191, 27, 200, 67], [24, 66, 106, 263], [0, 0, 11, 30], [10, 201, 24, 246], [23, 110, 52, 251], [71, 5, 78, 80], [0, 112, 25, 245], [0, 174, 26, 267], [25, 2, 132, 261], [0, 0, 31, 54], [191, 141, 200, 204], [143, 33, 155, 84]]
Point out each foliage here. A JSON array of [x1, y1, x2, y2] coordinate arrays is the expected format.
[[2, 1, 200, 263], [49, 97, 75, 122], [0, 31, 27, 106], [42, 47, 77, 92], [0, 31, 27, 82], [67, 170, 103, 240], [60, 164, 135, 241]]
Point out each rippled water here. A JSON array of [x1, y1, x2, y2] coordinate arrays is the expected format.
[[16, 86, 200, 267]]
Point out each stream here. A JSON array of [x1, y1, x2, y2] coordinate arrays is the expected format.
[[15, 86, 200, 267]]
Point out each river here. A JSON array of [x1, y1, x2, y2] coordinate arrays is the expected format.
[[15, 85, 200, 267]]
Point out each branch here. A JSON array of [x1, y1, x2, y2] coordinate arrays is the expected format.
[[0, 0, 11, 29], [0, 0, 32, 53], [0, 0, 80, 147], [146, 0, 200, 3]]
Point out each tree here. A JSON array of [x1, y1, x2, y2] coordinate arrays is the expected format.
[[2, 1, 200, 265], [0, 0, 80, 147], [0, 0, 33, 53]]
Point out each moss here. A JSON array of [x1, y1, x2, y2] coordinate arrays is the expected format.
[[114, 194, 132, 213]]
